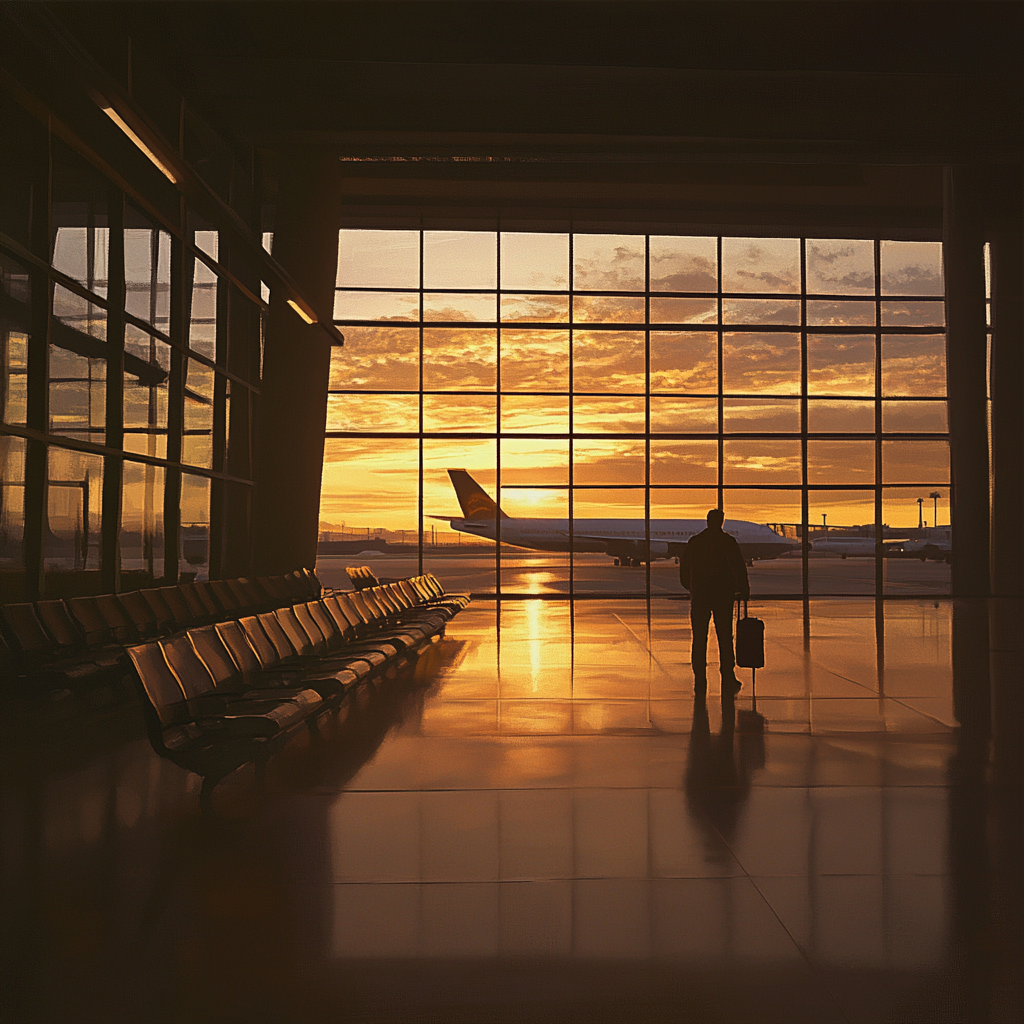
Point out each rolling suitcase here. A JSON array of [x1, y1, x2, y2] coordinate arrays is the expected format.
[[735, 600, 766, 733], [735, 600, 764, 669]]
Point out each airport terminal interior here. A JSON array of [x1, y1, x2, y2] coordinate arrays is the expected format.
[[1, 3, 1022, 1022]]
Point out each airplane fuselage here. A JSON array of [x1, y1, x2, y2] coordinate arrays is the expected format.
[[445, 516, 797, 562]]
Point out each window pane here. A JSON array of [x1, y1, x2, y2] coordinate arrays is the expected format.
[[723, 399, 800, 433], [809, 490, 875, 529], [650, 488, 719, 519], [572, 331, 645, 393], [572, 294, 645, 323], [334, 291, 419, 321], [721, 237, 800, 293], [49, 344, 105, 444], [806, 239, 874, 295], [500, 293, 569, 323], [180, 473, 210, 580], [123, 325, 170, 459], [650, 441, 718, 485], [650, 397, 718, 433], [649, 296, 716, 324], [0, 435, 26, 577], [423, 292, 497, 322], [182, 361, 214, 468], [807, 440, 875, 485], [806, 300, 875, 326], [649, 236, 717, 292], [1, 327, 28, 426], [189, 255, 218, 358], [326, 394, 418, 432], [124, 217, 171, 331], [573, 439, 644, 485], [52, 225, 109, 298], [330, 326, 419, 391], [423, 231, 496, 289], [807, 335, 874, 396], [337, 229, 419, 288], [423, 395, 496, 432], [501, 395, 570, 434], [423, 328, 497, 390], [572, 396, 644, 433], [882, 440, 950, 484], [723, 440, 801, 483], [882, 487, 949, 529], [722, 298, 800, 324], [807, 400, 875, 433], [882, 401, 948, 433], [501, 438, 569, 486], [573, 234, 645, 291], [723, 489, 802, 529], [722, 332, 800, 394], [45, 447, 103, 574], [501, 233, 568, 290], [120, 460, 165, 585], [650, 332, 717, 393], [320, 438, 419, 535], [880, 241, 943, 296], [501, 330, 569, 392], [881, 335, 946, 396]]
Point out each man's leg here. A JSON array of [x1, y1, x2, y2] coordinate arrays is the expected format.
[[690, 597, 712, 696], [712, 598, 740, 690]]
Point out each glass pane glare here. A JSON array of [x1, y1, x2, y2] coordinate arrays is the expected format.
[[650, 441, 718, 485], [320, 438, 419, 533], [423, 293, 496, 322], [500, 293, 569, 323], [723, 440, 801, 483], [120, 460, 165, 583], [423, 395, 496, 432], [501, 395, 570, 434], [650, 397, 718, 433], [45, 447, 103, 573], [572, 396, 645, 433], [423, 231, 497, 289], [572, 439, 645, 485], [337, 229, 420, 288], [326, 394, 418, 432], [501, 330, 569, 391], [723, 399, 800, 433], [500, 233, 568, 290]]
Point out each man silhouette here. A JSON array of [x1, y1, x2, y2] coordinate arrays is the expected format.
[[680, 508, 750, 698]]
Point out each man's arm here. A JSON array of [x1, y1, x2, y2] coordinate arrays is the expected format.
[[730, 537, 750, 599]]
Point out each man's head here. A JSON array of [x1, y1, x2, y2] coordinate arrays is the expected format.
[[707, 508, 724, 530]]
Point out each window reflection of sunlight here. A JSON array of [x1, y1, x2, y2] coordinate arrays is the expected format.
[[527, 596, 542, 691]]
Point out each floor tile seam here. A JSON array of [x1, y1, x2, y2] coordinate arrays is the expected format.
[[323, 783, 955, 794], [611, 611, 682, 683], [743, 874, 856, 1024], [769, 639, 881, 696], [880, 693, 960, 731], [328, 872, 952, 885]]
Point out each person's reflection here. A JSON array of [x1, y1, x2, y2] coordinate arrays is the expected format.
[[685, 694, 765, 849]]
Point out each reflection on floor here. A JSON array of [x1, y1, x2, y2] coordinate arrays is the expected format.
[[2, 599, 1020, 1023]]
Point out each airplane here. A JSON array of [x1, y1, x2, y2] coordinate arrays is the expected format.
[[809, 534, 903, 559], [430, 469, 800, 565]]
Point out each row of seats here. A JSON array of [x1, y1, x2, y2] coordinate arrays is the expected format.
[[0, 569, 322, 703], [125, 576, 469, 807]]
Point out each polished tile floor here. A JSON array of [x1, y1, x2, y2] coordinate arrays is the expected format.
[[2, 598, 1021, 1023]]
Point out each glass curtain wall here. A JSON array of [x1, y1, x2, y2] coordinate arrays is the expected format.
[[0, 97, 263, 601], [325, 230, 949, 599]]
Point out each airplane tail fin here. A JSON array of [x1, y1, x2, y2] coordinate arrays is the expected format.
[[448, 469, 509, 520]]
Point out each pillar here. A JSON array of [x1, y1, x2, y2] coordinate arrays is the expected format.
[[944, 165, 990, 598], [989, 168, 1024, 598], [252, 155, 342, 575]]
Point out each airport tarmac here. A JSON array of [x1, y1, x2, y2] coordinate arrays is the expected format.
[[316, 551, 951, 596]]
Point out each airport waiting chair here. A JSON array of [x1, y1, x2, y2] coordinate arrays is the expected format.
[[345, 565, 379, 591], [188, 625, 345, 709], [178, 583, 215, 623], [244, 611, 377, 683], [118, 590, 164, 637], [126, 642, 315, 810], [140, 589, 177, 633], [157, 586, 194, 628]]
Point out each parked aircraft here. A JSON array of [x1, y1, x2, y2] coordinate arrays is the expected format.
[[431, 470, 799, 565]]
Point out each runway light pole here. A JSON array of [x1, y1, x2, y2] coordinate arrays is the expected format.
[[929, 491, 941, 528], [917, 497, 924, 529]]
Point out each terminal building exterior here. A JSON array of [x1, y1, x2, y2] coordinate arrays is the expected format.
[[0, 4, 1021, 1023]]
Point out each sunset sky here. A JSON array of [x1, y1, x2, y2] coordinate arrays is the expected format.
[[321, 232, 951, 535]]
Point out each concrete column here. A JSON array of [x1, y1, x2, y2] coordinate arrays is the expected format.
[[944, 166, 990, 598], [252, 155, 342, 575], [989, 169, 1024, 597]]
